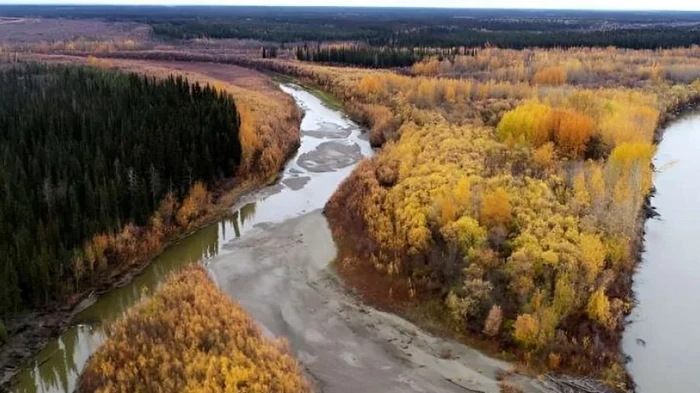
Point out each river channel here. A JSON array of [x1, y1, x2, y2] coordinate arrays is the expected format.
[[11, 83, 547, 393], [10, 84, 371, 393], [622, 114, 700, 393]]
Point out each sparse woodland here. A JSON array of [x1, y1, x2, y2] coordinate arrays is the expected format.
[[79, 265, 311, 393]]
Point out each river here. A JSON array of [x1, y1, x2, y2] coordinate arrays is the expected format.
[[10, 84, 371, 393], [10, 83, 546, 393], [622, 114, 700, 393]]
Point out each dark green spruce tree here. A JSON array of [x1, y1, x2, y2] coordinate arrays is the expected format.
[[0, 63, 242, 316]]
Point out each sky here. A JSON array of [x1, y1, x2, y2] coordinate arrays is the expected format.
[[2, 0, 700, 11]]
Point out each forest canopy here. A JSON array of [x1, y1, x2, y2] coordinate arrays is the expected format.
[[265, 46, 700, 387], [79, 265, 311, 393], [0, 64, 242, 317], [2, 6, 700, 49]]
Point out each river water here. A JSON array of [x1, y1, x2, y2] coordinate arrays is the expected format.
[[10, 82, 553, 393], [19, 80, 693, 393], [10, 84, 373, 393], [622, 114, 700, 393]]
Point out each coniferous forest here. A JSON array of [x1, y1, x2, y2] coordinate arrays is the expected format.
[[294, 45, 428, 68], [0, 64, 242, 316]]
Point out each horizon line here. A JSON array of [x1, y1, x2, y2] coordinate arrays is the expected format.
[[2, 3, 700, 12]]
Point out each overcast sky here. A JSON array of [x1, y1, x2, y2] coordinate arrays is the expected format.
[[4, 0, 700, 12]]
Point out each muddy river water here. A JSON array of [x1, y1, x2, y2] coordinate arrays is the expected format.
[[622, 114, 700, 393], [11, 84, 548, 393]]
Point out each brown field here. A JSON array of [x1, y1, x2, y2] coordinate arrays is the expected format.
[[0, 18, 150, 43]]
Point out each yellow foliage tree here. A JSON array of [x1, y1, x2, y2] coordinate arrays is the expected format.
[[552, 109, 596, 158], [496, 101, 552, 146], [587, 288, 613, 330], [572, 169, 590, 210], [579, 233, 606, 284], [176, 182, 209, 228], [513, 313, 541, 348], [480, 187, 512, 228], [440, 216, 487, 254], [358, 75, 383, 97], [453, 177, 473, 214], [533, 66, 567, 86], [533, 142, 555, 174], [237, 102, 261, 169], [80, 265, 311, 393]]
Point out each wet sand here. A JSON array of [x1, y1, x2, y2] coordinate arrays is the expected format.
[[210, 210, 548, 393], [9, 81, 547, 393], [209, 85, 548, 393]]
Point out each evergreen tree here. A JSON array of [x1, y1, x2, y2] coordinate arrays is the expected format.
[[0, 64, 243, 317]]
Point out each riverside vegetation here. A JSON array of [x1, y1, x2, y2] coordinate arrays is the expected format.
[[3, 15, 700, 390], [79, 265, 311, 393], [238, 47, 700, 389], [0, 63, 239, 316], [0, 60, 300, 339], [42, 48, 698, 387]]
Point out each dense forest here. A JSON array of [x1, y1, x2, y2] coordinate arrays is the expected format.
[[2, 6, 700, 49], [152, 19, 700, 50], [295, 45, 431, 68], [80, 265, 311, 393], [0, 64, 242, 317], [227, 48, 700, 387]]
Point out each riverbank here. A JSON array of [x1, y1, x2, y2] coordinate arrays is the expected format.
[[304, 53, 700, 390], [205, 82, 548, 393], [0, 57, 302, 391], [211, 209, 548, 393], [78, 264, 312, 393], [326, 97, 700, 392], [615, 102, 700, 392], [622, 112, 700, 393], [0, 175, 283, 390]]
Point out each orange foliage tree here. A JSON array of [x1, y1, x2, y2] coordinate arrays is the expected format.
[[79, 265, 311, 393]]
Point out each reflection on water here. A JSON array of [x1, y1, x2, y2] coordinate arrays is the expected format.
[[12, 213, 253, 393], [13, 219, 223, 393], [12, 83, 371, 393], [623, 114, 700, 393]]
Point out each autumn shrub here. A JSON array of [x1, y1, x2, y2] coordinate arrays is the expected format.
[[499, 381, 524, 393], [479, 188, 512, 228], [254, 48, 700, 387], [533, 65, 567, 86], [483, 305, 503, 337], [79, 265, 310, 393], [410, 47, 700, 89]]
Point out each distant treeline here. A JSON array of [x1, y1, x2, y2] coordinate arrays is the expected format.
[[2, 5, 700, 49], [0, 64, 241, 316], [150, 20, 700, 50], [295, 45, 434, 68], [397, 27, 700, 50], [150, 20, 381, 43]]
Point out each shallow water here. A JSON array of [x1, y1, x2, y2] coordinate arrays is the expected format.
[[622, 114, 700, 393], [10, 84, 372, 393]]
